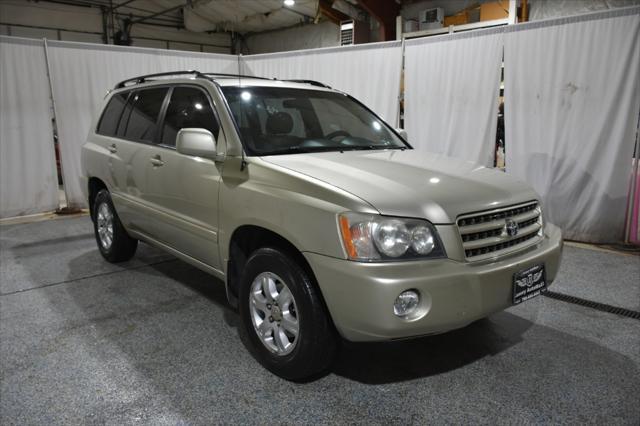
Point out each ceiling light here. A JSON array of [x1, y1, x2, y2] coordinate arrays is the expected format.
[[284, 0, 295, 6]]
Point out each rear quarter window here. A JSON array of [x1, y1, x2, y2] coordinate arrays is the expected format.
[[96, 92, 128, 137]]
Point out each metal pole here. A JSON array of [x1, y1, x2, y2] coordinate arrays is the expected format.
[[396, 36, 405, 129], [42, 38, 71, 210], [508, 0, 517, 25]]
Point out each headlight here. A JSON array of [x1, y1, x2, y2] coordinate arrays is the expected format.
[[373, 219, 411, 257], [338, 213, 445, 261]]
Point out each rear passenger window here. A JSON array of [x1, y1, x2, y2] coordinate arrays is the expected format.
[[97, 92, 128, 136], [161, 87, 220, 147], [122, 88, 168, 143]]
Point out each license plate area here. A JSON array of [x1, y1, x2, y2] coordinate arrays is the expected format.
[[512, 264, 546, 304]]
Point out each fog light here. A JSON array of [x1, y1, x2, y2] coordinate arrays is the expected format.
[[394, 290, 420, 317]]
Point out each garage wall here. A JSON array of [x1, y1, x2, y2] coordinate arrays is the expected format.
[[244, 21, 340, 54], [504, 8, 640, 243], [0, 37, 58, 218], [242, 41, 403, 125], [46, 41, 239, 208], [0, 0, 232, 53]]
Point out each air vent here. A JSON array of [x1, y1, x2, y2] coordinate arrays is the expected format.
[[340, 20, 354, 46]]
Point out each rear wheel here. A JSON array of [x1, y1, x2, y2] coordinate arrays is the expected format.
[[92, 189, 137, 262], [239, 247, 337, 380]]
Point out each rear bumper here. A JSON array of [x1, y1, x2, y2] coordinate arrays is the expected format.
[[305, 223, 563, 342]]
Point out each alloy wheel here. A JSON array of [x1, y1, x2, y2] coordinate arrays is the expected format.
[[249, 272, 300, 355]]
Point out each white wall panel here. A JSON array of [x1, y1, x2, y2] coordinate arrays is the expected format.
[[504, 8, 640, 242], [0, 36, 58, 218], [404, 28, 503, 166], [46, 41, 239, 207], [242, 41, 403, 125]]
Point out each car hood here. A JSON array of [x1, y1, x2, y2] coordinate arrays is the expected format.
[[261, 149, 539, 224]]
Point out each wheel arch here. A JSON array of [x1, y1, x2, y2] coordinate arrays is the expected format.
[[88, 177, 108, 221], [226, 224, 323, 311]]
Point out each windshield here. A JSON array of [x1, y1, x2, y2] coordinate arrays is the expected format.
[[220, 86, 408, 156]]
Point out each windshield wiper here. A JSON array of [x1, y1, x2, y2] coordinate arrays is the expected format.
[[339, 145, 406, 152], [259, 144, 407, 156]]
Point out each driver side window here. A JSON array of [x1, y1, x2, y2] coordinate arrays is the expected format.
[[161, 86, 220, 147]]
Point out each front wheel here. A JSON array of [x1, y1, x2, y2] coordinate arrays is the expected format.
[[92, 189, 137, 262], [239, 247, 337, 380]]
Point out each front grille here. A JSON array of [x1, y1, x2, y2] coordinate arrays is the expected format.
[[457, 201, 543, 261]]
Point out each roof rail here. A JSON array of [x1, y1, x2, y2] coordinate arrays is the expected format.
[[114, 71, 331, 90], [283, 79, 332, 89], [201, 72, 275, 81], [114, 70, 206, 89]]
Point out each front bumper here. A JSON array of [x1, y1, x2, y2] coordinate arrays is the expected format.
[[305, 223, 563, 342]]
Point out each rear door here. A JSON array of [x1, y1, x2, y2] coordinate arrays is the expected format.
[[108, 86, 169, 235], [142, 85, 224, 269], [93, 90, 127, 188]]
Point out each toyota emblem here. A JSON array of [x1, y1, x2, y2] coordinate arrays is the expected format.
[[505, 219, 519, 237]]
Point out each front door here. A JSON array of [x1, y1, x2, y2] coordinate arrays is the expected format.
[[142, 85, 224, 269]]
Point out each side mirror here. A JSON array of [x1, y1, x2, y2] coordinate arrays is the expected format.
[[176, 128, 219, 160], [395, 128, 408, 141]]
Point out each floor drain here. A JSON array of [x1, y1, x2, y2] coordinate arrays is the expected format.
[[543, 291, 640, 320]]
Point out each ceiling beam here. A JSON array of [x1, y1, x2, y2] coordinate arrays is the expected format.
[[356, 0, 400, 41], [318, 0, 351, 25], [129, 3, 185, 25], [109, 0, 137, 11]]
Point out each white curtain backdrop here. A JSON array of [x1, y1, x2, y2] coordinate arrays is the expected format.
[[505, 8, 640, 243], [0, 36, 58, 218], [241, 41, 402, 125], [47, 41, 239, 208], [404, 29, 504, 167]]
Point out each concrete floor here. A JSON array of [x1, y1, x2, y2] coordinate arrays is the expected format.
[[1, 216, 639, 425]]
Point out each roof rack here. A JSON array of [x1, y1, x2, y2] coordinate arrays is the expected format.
[[201, 72, 275, 81], [114, 70, 330, 90], [283, 79, 332, 89], [115, 70, 206, 89]]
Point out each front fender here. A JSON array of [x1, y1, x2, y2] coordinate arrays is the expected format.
[[218, 156, 377, 269]]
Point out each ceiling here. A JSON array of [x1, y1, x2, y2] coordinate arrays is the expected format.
[[59, 0, 377, 35], [67, 0, 322, 33], [181, 0, 319, 33]]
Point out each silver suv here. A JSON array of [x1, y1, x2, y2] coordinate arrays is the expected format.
[[81, 71, 563, 380]]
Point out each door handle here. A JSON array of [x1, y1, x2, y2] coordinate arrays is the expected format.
[[107, 143, 117, 154], [150, 155, 165, 167]]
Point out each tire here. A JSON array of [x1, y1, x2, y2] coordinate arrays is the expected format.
[[239, 247, 337, 380], [92, 189, 137, 263]]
